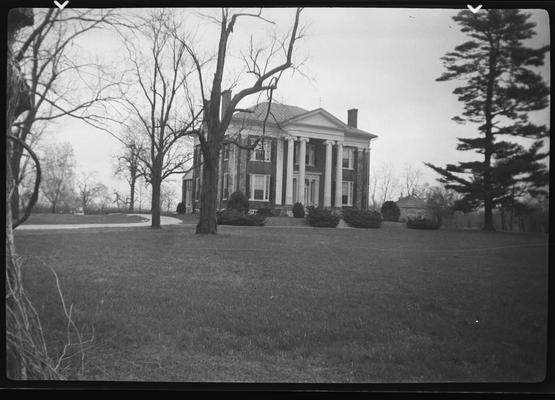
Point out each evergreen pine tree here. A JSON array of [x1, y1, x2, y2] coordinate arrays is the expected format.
[[426, 9, 549, 230]]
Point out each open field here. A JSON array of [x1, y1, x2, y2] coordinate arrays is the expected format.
[[22, 213, 148, 225], [14, 224, 548, 382]]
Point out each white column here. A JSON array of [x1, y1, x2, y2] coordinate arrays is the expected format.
[[298, 137, 308, 205], [324, 140, 333, 207], [285, 137, 295, 205], [275, 138, 284, 205], [334, 141, 343, 208]]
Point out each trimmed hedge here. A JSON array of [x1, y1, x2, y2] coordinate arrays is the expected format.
[[406, 216, 440, 230], [217, 209, 266, 226], [292, 202, 305, 218], [342, 208, 382, 228], [306, 206, 340, 228], [381, 201, 400, 222], [176, 202, 186, 214], [256, 205, 275, 217], [227, 191, 249, 213]]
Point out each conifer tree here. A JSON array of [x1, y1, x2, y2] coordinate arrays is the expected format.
[[426, 9, 549, 230]]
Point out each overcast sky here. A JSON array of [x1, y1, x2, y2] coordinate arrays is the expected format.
[[44, 7, 550, 200]]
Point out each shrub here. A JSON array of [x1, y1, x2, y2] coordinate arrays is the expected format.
[[406, 216, 440, 230], [176, 202, 186, 214], [381, 201, 400, 222], [256, 204, 275, 217], [217, 209, 266, 226], [292, 202, 305, 218], [306, 206, 340, 228], [342, 208, 382, 228], [227, 191, 249, 214]]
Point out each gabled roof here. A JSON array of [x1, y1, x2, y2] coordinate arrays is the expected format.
[[232, 101, 377, 139], [233, 102, 309, 125], [396, 196, 428, 209]]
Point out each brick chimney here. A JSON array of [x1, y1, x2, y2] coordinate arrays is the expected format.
[[347, 108, 358, 128], [221, 90, 231, 120]]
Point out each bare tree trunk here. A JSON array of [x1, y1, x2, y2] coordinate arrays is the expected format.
[[500, 208, 506, 230], [151, 175, 161, 229], [196, 153, 219, 234], [129, 177, 136, 213], [6, 157, 25, 378], [150, 157, 163, 228], [10, 118, 34, 222], [151, 185, 161, 228], [510, 207, 514, 231], [11, 187, 20, 221]]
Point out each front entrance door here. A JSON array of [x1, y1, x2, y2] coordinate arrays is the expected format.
[[305, 175, 319, 207], [293, 174, 320, 206]]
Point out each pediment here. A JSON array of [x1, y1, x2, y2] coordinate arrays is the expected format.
[[284, 109, 347, 130]]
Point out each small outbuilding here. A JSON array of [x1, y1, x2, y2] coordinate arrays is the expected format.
[[396, 195, 429, 222]]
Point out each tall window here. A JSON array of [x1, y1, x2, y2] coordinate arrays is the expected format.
[[342, 181, 353, 206], [185, 180, 193, 206], [295, 142, 315, 166], [249, 174, 270, 201], [342, 147, 354, 169], [306, 143, 315, 166], [250, 139, 272, 162], [222, 173, 229, 200]]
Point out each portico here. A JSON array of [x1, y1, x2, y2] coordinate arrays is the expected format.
[[282, 136, 346, 209]]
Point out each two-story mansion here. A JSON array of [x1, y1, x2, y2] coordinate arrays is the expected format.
[[182, 91, 378, 214]]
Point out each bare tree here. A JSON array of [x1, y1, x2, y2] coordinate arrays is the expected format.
[[113, 190, 130, 210], [177, 7, 304, 234], [118, 10, 198, 228], [369, 173, 380, 210], [40, 142, 76, 213], [376, 163, 399, 205], [161, 183, 177, 212], [76, 171, 108, 213], [114, 129, 146, 212], [10, 8, 123, 221], [6, 7, 63, 380], [401, 163, 425, 198]]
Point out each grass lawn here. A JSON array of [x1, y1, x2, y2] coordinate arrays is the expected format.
[[14, 224, 548, 382], [22, 213, 148, 225]]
